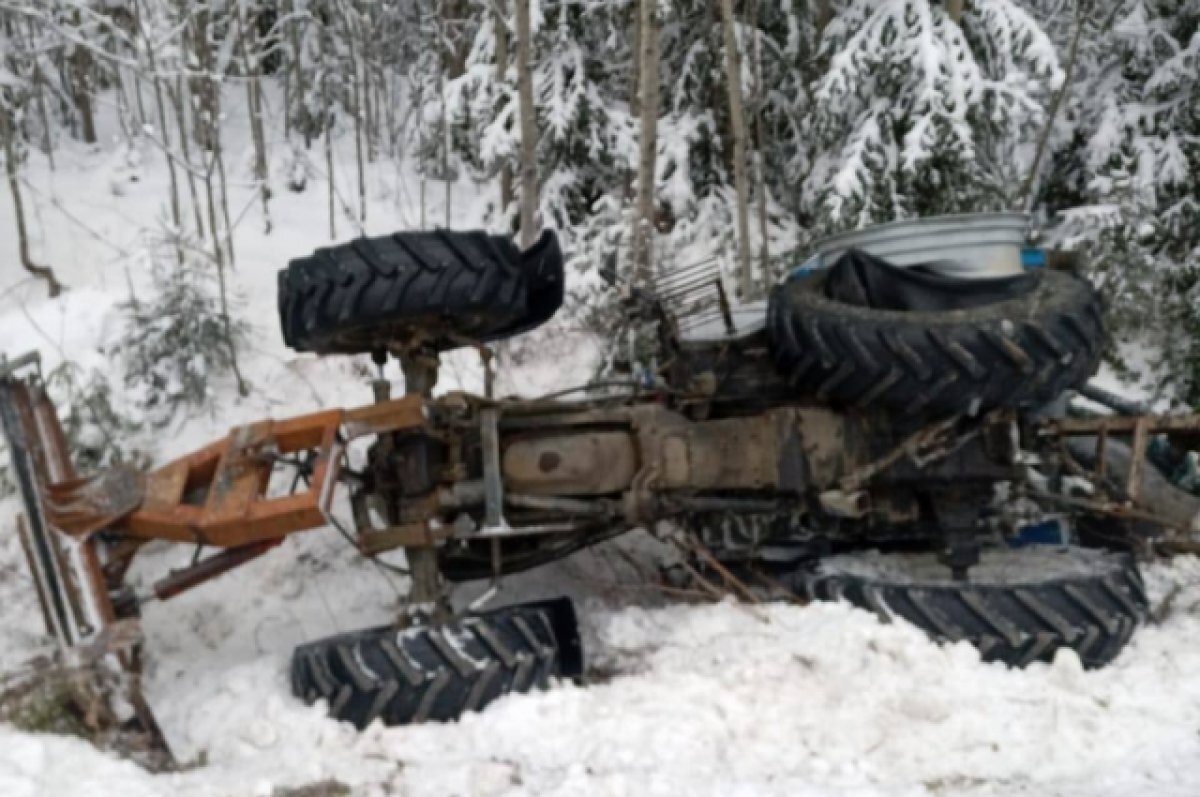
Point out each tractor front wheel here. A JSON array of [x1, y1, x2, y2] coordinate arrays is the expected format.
[[291, 598, 582, 728], [795, 546, 1147, 669]]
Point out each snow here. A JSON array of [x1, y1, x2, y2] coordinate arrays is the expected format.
[[2, 87, 1200, 797], [6, 564, 1200, 797]]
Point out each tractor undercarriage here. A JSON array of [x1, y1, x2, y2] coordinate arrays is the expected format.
[[4, 225, 1200, 739]]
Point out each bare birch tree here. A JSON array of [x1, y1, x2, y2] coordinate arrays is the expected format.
[[631, 0, 659, 285], [718, 0, 754, 298], [515, 0, 538, 248], [236, 0, 272, 233], [495, 0, 513, 218], [2, 104, 65, 297]]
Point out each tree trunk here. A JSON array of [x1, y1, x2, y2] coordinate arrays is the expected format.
[[750, 0, 769, 275], [816, 0, 834, 35], [361, 2, 378, 162], [321, 22, 336, 240], [1021, 0, 1089, 212], [946, 0, 964, 24], [495, 2, 513, 219], [134, 0, 188, 250], [718, 0, 754, 299], [238, 2, 272, 233], [287, 0, 311, 148], [168, 77, 207, 240], [152, 78, 185, 245], [128, 1, 150, 129], [442, 0, 469, 78], [69, 13, 97, 145], [2, 111, 65, 297], [201, 148, 247, 398], [188, 7, 216, 152], [24, 18, 55, 170], [515, 0, 538, 248], [631, 0, 659, 286], [343, 2, 367, 223]]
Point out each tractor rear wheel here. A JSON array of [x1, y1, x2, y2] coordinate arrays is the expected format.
[[767, 268, 1103, 417]]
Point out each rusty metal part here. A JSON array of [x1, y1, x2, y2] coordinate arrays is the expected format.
[[127, 410, 344, 547], [631, 406, 866, 495], [41, 466, 145, 537], [498, 407, 637, 429], [497, 405, 873, 524], [471, 520, 596, 538], [125, 396, 426, 548], [100, 538, 146, 588], [398, 347, 440, 397], [649, 413, 780, 491], [342, 394, 427, 439], [386, 348, 448, 618], [1, 376, 117, 645], [481, 408, 507, 533], [1041, 414, 1200, 436], [1062, 436, 1200, 535], [16, 515, 57, 638], [1043, 412, 1200, 539], [358, 522, 453, 554], [1126, 417, 1149, 503], [505, 493, 617, 518], [1027, 487, 1193, 535], [837, 415, 964, 493], [503, 431, 638, 495], [152, 539, 282, 601]]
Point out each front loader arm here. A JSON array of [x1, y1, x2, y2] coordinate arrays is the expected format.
[[0, 352, 429, 650]]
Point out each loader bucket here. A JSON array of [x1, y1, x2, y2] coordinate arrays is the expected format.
[[0, 352, 121, 646]]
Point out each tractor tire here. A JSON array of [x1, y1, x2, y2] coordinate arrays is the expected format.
[[767, 269, 1103, 417], [796, 547, 1147, 669], [291, 598, 582, 728], [279, 229, 564, 355]]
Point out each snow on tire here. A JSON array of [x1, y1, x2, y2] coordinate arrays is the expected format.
[[766, 269, 1104, 417], [291, 598, 583, 728], [796, 547, 1148, 669]]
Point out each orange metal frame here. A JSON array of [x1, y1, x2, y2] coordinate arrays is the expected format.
[[118, 397, 428, 547], [16, 389, 428, 550]]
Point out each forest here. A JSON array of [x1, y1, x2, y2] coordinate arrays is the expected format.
[[3, 4, 1200, 794], [1, 0, 1198, 411]]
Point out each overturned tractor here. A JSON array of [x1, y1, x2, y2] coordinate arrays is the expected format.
[[3, 223, 1200, 734]]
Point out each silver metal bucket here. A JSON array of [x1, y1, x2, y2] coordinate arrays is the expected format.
[[811, 212, 1030, 278]]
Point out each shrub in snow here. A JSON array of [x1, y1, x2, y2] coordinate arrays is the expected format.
[[285, 144, 311, 193], [42, 363, 147, 475], [0, 366, 143, 495], [115, 256, 248, 428]]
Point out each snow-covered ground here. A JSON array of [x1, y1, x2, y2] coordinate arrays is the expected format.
[[3, 112, 1200, 797]]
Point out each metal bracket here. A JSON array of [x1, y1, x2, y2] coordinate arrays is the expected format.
[[480, 407, 509, 535]]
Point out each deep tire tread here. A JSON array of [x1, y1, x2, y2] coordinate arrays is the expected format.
[[768, 270, 1104, 417], [279, 229, 563, 355], [291, 599, 581, 729], [799, 549, 1147, 669]]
